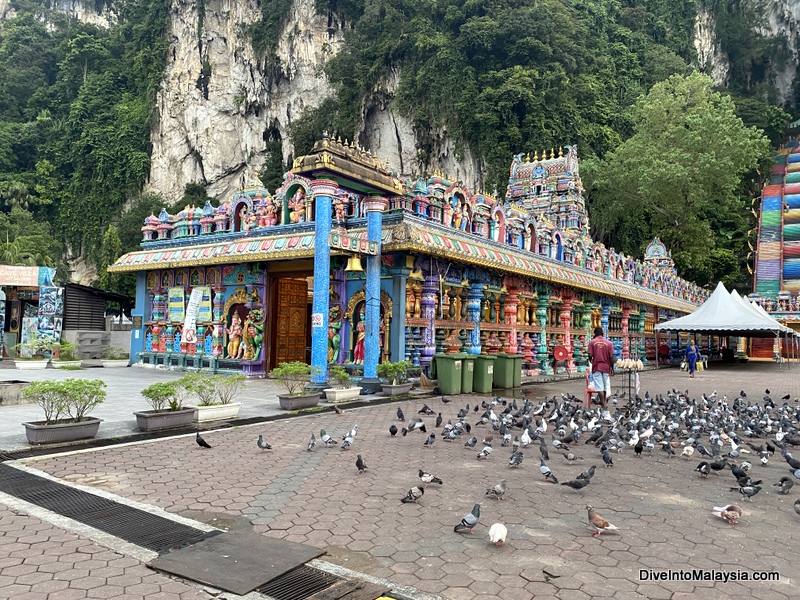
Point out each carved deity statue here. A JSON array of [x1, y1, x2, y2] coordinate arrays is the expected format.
[[290, 188, 307, 223], [226, 310, 244, 359]]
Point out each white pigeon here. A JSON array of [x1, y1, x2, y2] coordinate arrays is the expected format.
[[488, 523, 507, 546], [521, 429, 532, 447], [477, 445, 493, 460], [681, 446, 694, 459]]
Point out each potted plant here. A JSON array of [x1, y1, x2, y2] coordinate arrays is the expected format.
[[133, 380, 197, 431], [324, 365, 362, 403], [182, 372, 246, 423], [22, 379, 106, 444], [377, 360, 412, 396], [270, 361, 322, 410], [52, 340, 83, 369], [13, 336, 55, 370], [101, 346, 129, 368]]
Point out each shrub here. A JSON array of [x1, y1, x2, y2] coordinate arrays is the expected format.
[[141, 381, 186, 412], [328, 365, 352, 389], [22, 381, 68, 424], [21, 379, 106, 423], [376, 360, 410, 385], [102, 346, 128, 360], [55, 341, 81, 362], [214, 374, 246, 404], [270, 362, 321, 396], [14, 336, 55, 359], [180, 372, 218, 406]]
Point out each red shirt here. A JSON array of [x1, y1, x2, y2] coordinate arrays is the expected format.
[[588, 336, 614, 374]]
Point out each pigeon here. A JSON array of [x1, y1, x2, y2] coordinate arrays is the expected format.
[[774, 477, 794, 495], [730, 485, 762, 501], [601, 446, 613, 468], [634, 439, 644, 458], [695, 461, 710, 478], [454, 503, 481, 533], [306, 433, 316, 451], [419, 404, 435, 415], [355, 454, 368, 474], [402, 418, 426, 436], [539, 439, 550, 460], [681, 446, 694, 460], [561, 450, 582, 462], [435, 413, 442, 428], [477, 445, 493, 460], [441, 396, 451, 403], [418, 469, 443, 485], [586, 505, 618, 537], [539, 458, 558, 483], [485, 480, 507, 500], [577, 465, 596, 481], [341, 433, 353, 450], [196, 432, 212, 449], [712, 504, 742, 525], [488, 523, 507, 546], [509, 451, 524, 468], [389, 425, 398, 437], [424, 433, 436, 448], [709, 457, 728, 475], [401, 486, 424, 504], [561, 478, 590, 490], [795, 499, 800, 516], [464, 436, 478, 448], [320, 429, 335, 446], [397, 407, 405, 421], [256, 435, 271, 451], [334, 405, 344, 415]]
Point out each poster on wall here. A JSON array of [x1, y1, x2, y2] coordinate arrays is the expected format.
[[37, 286, 63, 343], [168, 287, 185, 322], [196, 286, 212, 323], [183, 287, 204, 343], [20, 317, 38, 356]]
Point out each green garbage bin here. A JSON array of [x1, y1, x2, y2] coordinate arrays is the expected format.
[[461, 355, 475, 394], [473, 355, 496, 393], [493, 353, 522, 388], [431, 353, 464, 395]]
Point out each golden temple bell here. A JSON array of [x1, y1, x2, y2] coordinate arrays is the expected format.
[[344, 256, 364, 273]]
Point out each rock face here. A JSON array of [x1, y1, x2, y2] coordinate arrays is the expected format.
[[2, 0, 800, 202]]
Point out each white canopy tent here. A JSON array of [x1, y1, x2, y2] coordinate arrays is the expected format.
[[653, 282, 785, 337], [654, 281, 797, 366]]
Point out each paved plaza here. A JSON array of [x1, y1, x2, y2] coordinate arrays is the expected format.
[[0, 361, 799, 599]]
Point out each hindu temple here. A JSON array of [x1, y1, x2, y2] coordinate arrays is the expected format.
[[109, 134, 708, 385]]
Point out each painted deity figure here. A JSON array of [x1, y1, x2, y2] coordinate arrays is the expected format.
[[290, 188, 307, 223], [242, 310, 264, 360], [246, 210, 258, 234], [328, 305, 342, 363], [226, 310, 244, 359], [352, 307, 366, 364], [239, 206, 249, 233], [459, 205, 469, 231]]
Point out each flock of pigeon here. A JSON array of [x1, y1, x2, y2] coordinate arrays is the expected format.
[[194, 385, 800, 545]]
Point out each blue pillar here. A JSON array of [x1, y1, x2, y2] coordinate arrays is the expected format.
[[467, 283, 484, 355], [600, 300, 611, 339], [390, 265, 411, 362], [309, 179, 337, 388], [362, 197, 387, 387], [129, 271, 147, 363]]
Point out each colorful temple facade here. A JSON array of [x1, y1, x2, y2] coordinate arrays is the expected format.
[[109, 135, 708, 383], [750, 138, 800, 357]]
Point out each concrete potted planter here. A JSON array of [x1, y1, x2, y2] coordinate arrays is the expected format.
[[182, 373, 246, 423], [22, 379, 106, 445], [271, 361, 321, 410], [52, 341, 83, 369], [13, 337, 54, 370], [101, 346, 130, 368], [377, 360, 413, 396], [324, 366, 362, 403], [134, 380, 197, 432], [0, 380, 31, 406]]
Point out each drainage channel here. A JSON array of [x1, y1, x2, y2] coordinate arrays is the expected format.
[[0, 463, 216, 553]]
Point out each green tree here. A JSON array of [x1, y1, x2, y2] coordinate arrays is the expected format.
[[97, 224, 122, 293], [584, 72, 770, 289]]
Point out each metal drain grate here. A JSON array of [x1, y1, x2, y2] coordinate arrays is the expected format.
[[0, 463, 215, 552], [256, 565, 341, 600]]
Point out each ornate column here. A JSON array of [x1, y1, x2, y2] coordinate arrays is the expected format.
[[466, 282, 484, 355], [536, 285, 553, 375], [560, 291, 576, 372], [362, 197, 387, 387], [419, 274, 439, 370], [504, 287, 520, 354], [309, 179, 337, 388], [600, 299, 611, 339], [638, 304, 648, 365], [621, 302, 631, 358]]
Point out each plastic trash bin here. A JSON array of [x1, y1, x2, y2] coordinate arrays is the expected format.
[[473, 355, 496, 393], [493, 353, 522, 388], [461, 355, 475, 394], [431, 353, 464, 395]]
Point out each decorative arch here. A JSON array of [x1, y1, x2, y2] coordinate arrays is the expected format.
[[231, 195, 253, 233], [345, 289, 394, 364], [551, 231, 564, 261], [275, 173, 313, 224], [490, 206, 506, 243]]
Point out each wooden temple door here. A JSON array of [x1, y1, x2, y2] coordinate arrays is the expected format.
[[275, 278, 308, 365]]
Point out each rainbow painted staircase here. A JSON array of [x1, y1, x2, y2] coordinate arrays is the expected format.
[[783, 145, 800, 291]]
